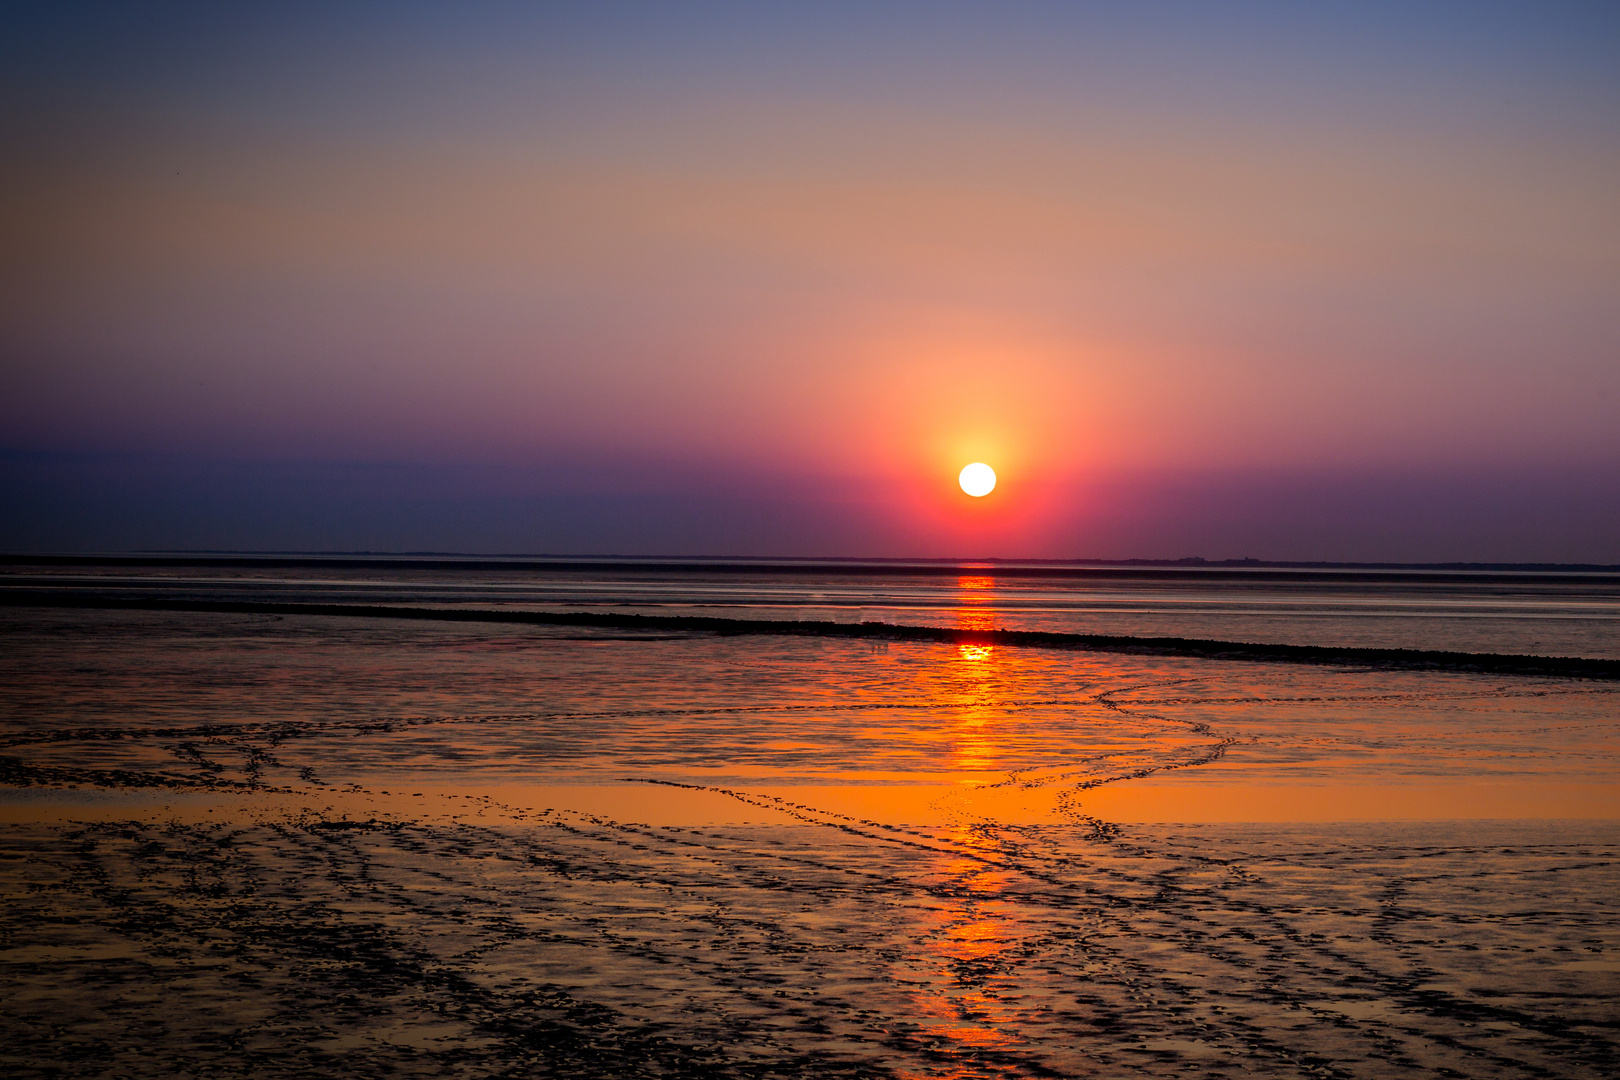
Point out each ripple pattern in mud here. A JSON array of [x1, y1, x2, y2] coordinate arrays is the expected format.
[[3, 809, 1617, 1078], [2, 607, 1619, 1077]]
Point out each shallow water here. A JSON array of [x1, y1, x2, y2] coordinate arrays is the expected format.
[[2, 580, 1618, 1077], [8, 556, 1620, 657], [3, 608, 1616, 813]]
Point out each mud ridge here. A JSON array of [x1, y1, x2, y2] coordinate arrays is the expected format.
[[6, 591, 1620, 679]]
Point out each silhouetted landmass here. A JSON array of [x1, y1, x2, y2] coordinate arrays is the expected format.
[[3, 552, 1619, 583], [5, 591, 1618, 681]]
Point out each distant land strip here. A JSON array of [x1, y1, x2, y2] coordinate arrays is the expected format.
[[4, 553, 1620, 584], [5, 591, 1619, 681]]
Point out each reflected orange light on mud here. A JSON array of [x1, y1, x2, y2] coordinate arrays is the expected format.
[[902, 825, 1021, 1069]]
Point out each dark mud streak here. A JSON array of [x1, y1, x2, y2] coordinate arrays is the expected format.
[[6, 591, 1620, 679]]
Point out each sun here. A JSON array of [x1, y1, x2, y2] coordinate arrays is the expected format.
[[958, 462, 996, 497]]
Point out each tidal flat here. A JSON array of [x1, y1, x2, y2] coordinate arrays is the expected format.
[[2, 604, 1617, 1078]]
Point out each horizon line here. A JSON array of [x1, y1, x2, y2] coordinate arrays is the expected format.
[[4, 551, 1620, 574]]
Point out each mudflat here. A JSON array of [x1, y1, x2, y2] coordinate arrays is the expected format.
[[2, 606, 1617, 1077]]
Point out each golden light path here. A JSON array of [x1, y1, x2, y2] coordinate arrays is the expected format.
[[958, 462, 996, 497]]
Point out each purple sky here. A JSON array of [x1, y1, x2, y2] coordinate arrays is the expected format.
[[3, 3, 1617, 559]]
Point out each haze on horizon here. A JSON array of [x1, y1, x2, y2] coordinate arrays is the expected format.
[[2, 2, 1618, 561]]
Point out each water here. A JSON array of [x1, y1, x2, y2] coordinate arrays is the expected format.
[[2, 558, 1618, 1077], [2, 606, 1616, 813], [9, 555, 1620, 656]]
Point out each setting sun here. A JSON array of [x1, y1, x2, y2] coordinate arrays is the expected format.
[[959, 463, 996, 497]]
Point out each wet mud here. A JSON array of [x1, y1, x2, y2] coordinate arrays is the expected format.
[[5, 809, 1617, 1078], [2, 607, 1617, 1077]]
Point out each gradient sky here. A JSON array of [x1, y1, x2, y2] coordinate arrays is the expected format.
[[3, 2, 1618, 559]]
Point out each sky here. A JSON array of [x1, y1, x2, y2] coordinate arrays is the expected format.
[[3, 1, 1618, 560]]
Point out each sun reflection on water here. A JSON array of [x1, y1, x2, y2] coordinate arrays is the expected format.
[[951, 582, 1000, 774], [956, 574, 998, 663]]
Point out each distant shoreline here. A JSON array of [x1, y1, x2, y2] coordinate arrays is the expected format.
[[3, 552, 1619, 584], [5, 591, 1618, 681]]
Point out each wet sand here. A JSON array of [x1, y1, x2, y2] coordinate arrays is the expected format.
[[2, 607, 1618, 1077]]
